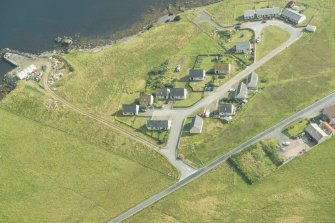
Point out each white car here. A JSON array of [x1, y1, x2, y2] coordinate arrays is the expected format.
[[282, 141, 291, 146]]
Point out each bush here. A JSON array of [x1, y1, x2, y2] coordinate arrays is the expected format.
[[174, 15, 181, 22]]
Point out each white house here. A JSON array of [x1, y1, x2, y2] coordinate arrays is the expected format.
[[281, 8, 306, 24]]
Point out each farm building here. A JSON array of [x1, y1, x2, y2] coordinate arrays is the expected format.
[[281, 8, 306, 24], [147, 120, 172, 131], [16, 64, 37, 80], [170, 88, 188, 100], [214, 63, 232, 75], [190, 116, 204, 134], [189, 69, 206, 81], [234, 42, 252, 54], [218, 104, 236, 117], [255, 7, 280, 19], [305, 123, 329, 144], [122, 104, 139, 116], [246, 72, 259, 90], [139, 94, 154, 106], [244, 10, 256, 20], [156, 88, 170, 100]]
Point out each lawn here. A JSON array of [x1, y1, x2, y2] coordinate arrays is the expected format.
[[127, 136, 335, 223], [283, 118, 310, 139], [256, 26, 290, 60], [179, 0, 335, 166], [0, 109, 176, 223], [173, 90, 203, 108]]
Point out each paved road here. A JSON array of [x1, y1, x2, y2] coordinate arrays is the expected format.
[[108, 91, 335, 223], [151, 20, 303, 179]]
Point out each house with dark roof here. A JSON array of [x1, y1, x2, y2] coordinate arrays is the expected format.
[[189, 69, 206, 81], [305, 123, 329, 143], [218, 104, 236, 117], [234, 42, 252, 54], [233, 82, 248, 100], [214, 63, 232, 75], [156, 88, 170, 100], [147, 119, 172, 131], [190, 116, 203, 134], [281, 8, 306, 24], [139, 94, 154, 106], [246, 72, 258, 90], [170, 88, 188, 100], [255, 7, 280, 19], [122, 104, 139, 116]]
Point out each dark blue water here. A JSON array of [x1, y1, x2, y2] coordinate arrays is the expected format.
[[0, 0, 184, 76]]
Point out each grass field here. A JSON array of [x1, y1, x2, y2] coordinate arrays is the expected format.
[[127, 136, 335, 223], [179, 0, 335, 166], [0, 109, 176, 223], [256, 26, 290, 60]]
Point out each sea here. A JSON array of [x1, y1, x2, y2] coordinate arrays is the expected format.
[[0, 0, 191, 77]]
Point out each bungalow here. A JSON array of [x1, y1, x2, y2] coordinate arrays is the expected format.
[[234, 42, 252, 54], [189, 69, 206, 81], [147, 119, 172, 131], [246, 72, 259, 90], [139, 94, 154, 106], [244, 10, 256, 20], [214, 63, 232, 75], [170, 88, 188, 100], [122, 104, 139, 116], [190, 116, 204, 134], [305, 123, 329, 144], [281, 8, 306, 24], [234, 82, 248, 100], [156, 88, 170, 100], [218, 104, 236, 117], [255, 7, 280, 19]]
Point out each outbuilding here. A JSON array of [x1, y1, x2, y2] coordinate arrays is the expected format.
[[305, 25, 317, 32], [305, 123, 329, 143], [190, 116, 204, 134]]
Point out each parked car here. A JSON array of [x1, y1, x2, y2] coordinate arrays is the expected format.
[[282, 141, 291, 146]]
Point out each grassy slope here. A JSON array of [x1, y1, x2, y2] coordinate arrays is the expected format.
[[127, 137, 335, 223], [0, 109, 175, 223], [179, 0, 335, 166], [256, 26, 290, 60], [57, 16, 202, 115]]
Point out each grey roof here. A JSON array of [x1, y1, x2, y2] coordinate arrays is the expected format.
[[156, 88, 170, 97], [170, 88, 187, 97], [235, 42, 252, 52], [305, 123, 328, 142], [244, 10, 255, 18], [235, 82, 248, 99], [246, 72, 258, 89], [189, 69, 206, 78], [256, 7, 279, 17], [219, 104, 235, 114], [122, 104, 138, 113], [190, 116, 203, 133], [281, 8, 305, 23], [147, 120, 171, 129]]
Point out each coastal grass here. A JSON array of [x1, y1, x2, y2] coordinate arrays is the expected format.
[[256, 26, 290, 60], [0, 109, 176, 223], [127, 136, 335, 223], [0, 82, 178, 178], [179, 0, 335, 166]]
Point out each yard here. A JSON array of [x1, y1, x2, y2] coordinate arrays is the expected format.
[[127, 136, 335, 223], [256, 25, 290, 60], [0, 108, 176, 223], [178, 0, 334, 166], [282, 119, 310, 139]]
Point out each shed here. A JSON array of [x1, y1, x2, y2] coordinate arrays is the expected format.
[[305, 123, 329, 143], [305, 25, 317, 32], [190, 116, 204, 134]]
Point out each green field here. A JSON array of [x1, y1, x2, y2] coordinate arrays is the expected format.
[[256, 26, 290, 60], [0, 109, 176, 223], [179, 0, 335, 166], [127, 137, 335, 223]]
